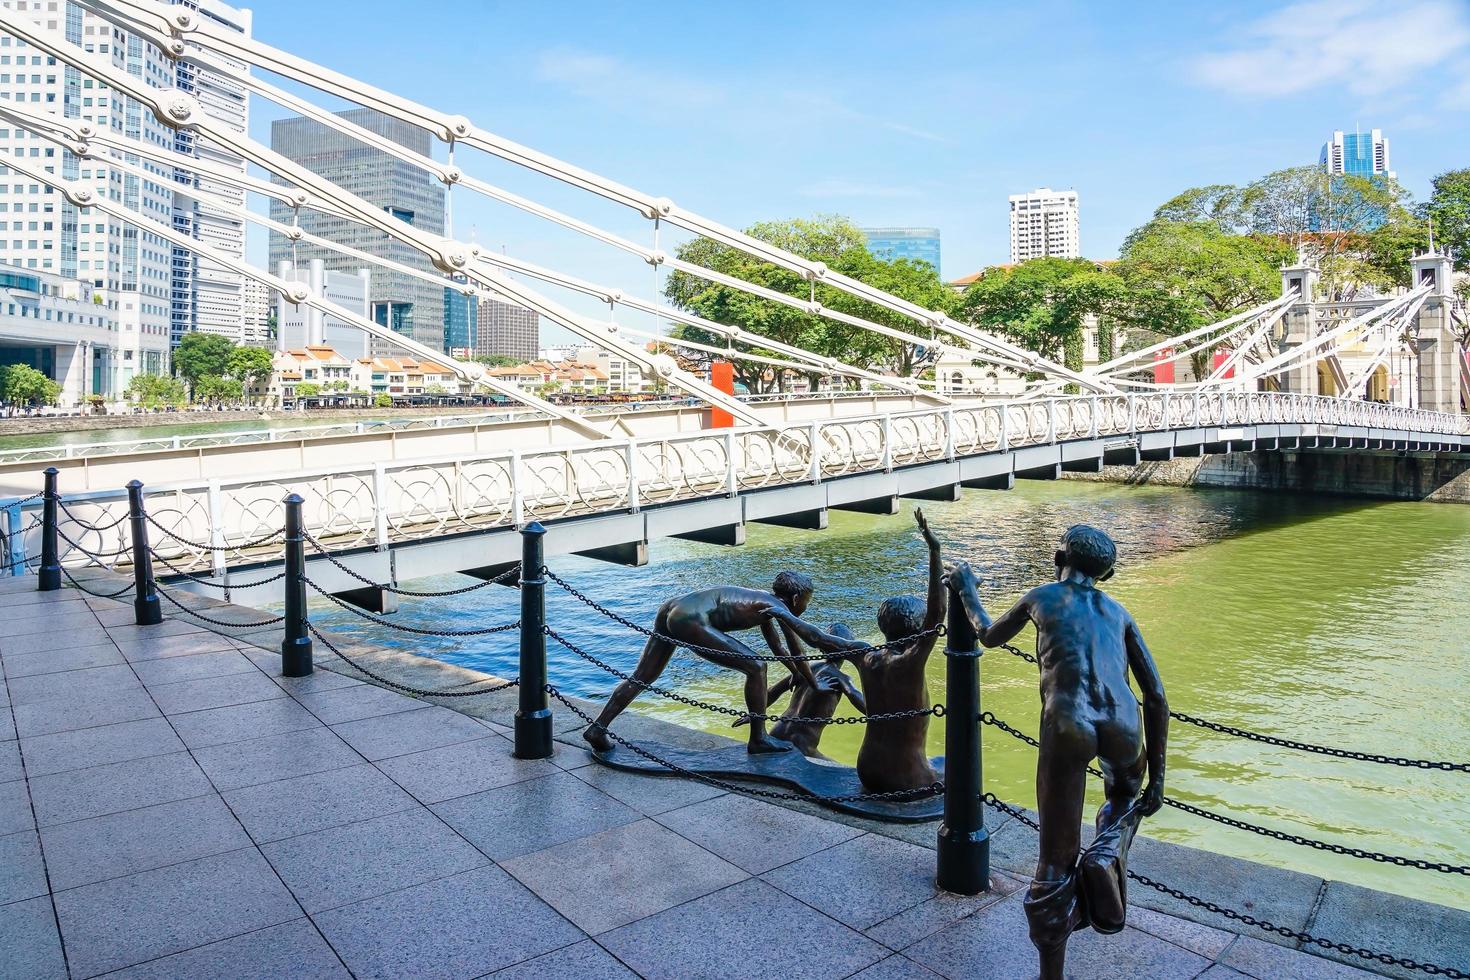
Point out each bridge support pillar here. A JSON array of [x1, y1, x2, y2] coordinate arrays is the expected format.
[[672, 524, 747, 547], [902, 484, 961, 503], [333, 585, 399, 615], [1061, 456, 1103, 474], [1413, 252, 1462, 416], [1139, 446, 1174, 462], [754, 509, 828, 531], [574, 541, 648, 567], [1173, 443, 1203, 458], [1103, 445, 1141, 467], [832, 495, 900, 515], [961, 473, 1014, 491], [1015, 462, 1062, 481]]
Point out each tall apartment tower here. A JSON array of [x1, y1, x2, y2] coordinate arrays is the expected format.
[[0, 0, 248, 388], [475, 296, 538, 362], [1320, 129, 1393, 179], [268, 108, 446, 355], [1008, 188, 1080, 263]]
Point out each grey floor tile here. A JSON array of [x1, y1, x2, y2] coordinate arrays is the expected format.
[[130, 649, 260, 688], [0, 829, 48, 904], [313, 865, 583, 980], [20, 717, 184, 778], [266, 666, 366, 695], [191, 726, 363, 792], [331, 705, 490, 762], [486, 939, 635, 978], [100, 919, 349, 979], [114, 632, 241, 663], [432, 771, 640, 861], [501, 818, 747, 935], [28, 750, 214, 828], [1, 625, 114, 656], [262, 807, 487, 913], [864, 875, 1024, 951], [374, 736, 556, 805], [39, 794, 250, 891], [103, 618, 210, 639], [147, 671, 286, 716], [6, 663, 143, 707], [847, 955, 946, 979], [295, 684, 424, 725], [1221, 935, 1382, 979], [0, 776, 33, 835], [54, 847, 299, 978], [763, 833, 941, 931], [0, 895, 67, 980], [1125, 904, 1237, 959], [7, 608, 101, 638], [567, 761, 726, 816], [905, 891, 1210, 980], [11, 687, 160, 738], [167, 697, 322, 750], [655, 793, 865, 875], [0, 705, 13, 741], [223, 763, 418, 845], [1305, 880, 1469, 979], [600, 878, 886, 979], [1197, 967, 1252, 980], [2, 642, 123, 678], [0, 738, 19, 781]]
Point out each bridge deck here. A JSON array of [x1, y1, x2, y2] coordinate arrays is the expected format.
[[5, 571, 1464, 978]]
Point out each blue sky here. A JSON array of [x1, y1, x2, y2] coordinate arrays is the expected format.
[[238, 0, 1470, 340]]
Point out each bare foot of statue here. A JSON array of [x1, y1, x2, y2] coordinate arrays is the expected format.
[[582, 723, 614, 753], [746, 733, 793, 754]]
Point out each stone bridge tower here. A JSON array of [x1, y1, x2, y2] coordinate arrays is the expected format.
[[1411, 251, 1461, 415]]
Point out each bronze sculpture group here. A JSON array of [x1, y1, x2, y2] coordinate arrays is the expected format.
[[583, 510, 1168, 980]]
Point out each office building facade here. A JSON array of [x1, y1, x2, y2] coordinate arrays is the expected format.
[[1008, 188, 1080, 263], [475, 295, 538, 361], [1321, 129, 1393, 179], [862, 227, 941, 273], [444, 285, 476, 355], [268, 108, 446, 355]]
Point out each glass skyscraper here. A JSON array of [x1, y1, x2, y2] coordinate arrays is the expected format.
[[862, 227, 941, 273], [443, 286, 478, 355], [1317, 129, 1394, 231]]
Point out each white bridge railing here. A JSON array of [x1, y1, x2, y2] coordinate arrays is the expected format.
[[5, 391, 1465, 578]]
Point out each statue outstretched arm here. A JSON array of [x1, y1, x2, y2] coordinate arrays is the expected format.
[[838, 673, 867, 715], [761, 615, 820, 688], [765, 673, 795, 706], [762, 608, 867, 656], [1125, 618, 1168, 816], [947, 562, 1032, 647], [917, 508, 947, 635]]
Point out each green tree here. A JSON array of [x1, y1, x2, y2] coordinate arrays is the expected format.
[[0, 364, 61, 406], [959, 258, 1125, 379], [227, 345, 274, 387], [294, 382, 322, 399], [193, 375, 243, 406], [172, 332, 235, 394], [124, 373, 187, 409], [1427, 168, 1470, 270], [473, 354, 520, 368], [425, 383, 447, 395], [373, 393, 393, 407]]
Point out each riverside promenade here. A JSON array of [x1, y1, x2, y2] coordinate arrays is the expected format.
[[3, 572, 1466, 979]]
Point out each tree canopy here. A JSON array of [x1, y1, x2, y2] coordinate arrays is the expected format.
[[172, 332, 235, 392], [0, 364, 61, 406], [959, 258, 1122, 374]]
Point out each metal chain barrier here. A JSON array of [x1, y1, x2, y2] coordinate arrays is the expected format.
[[545, 625, 944, 725], [57, 500, 129, 533], [6, 491, 43, 506], [980, 712, 1470, 877], [306, 623, 518, 699], [992, 643, 1468, 772], [982, 794, 1468, 979], [154, 585, 286, 628], [302, 532, 522, 597], [54, 525, 131, 562], [150, 548, 288, 591], [303, 577, 520, 637], [547, 684, 943, 804], [0, 516, 42, 572], [544, 567, 945, 663], [145, 513, 284, 553], [60, 565, 134, 599]]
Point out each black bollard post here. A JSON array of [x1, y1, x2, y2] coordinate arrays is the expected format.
[[936, 584, 989, 894], [125, 481, 162, 625], [514, 522, 553, 759], [280, 493, 313, 677], [37, 467, 60, 591]]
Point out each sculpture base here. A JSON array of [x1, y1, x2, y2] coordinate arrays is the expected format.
[[590, 740, 945, 824]]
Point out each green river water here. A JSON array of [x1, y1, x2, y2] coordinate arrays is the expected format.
[[310, 479, 1470, 911]]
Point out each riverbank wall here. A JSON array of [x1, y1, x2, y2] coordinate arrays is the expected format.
[[0, 405, 495, 438], [1068, 450, 1470, 503]]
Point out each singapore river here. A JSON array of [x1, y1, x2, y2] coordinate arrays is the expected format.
[[306, 480, 1470, 911]]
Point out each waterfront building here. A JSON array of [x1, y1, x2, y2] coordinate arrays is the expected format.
[[1321, 128, 1393, 179], [862, 227, 941, 273], [0, 0, 250, 372], [1008, 188, 1080, 263], [241, 277, 272, 348], [539, 343, 645, 394], [0, 261, 168, 405], [444, 284, 477, 355], [475, 295, 538, 361], [268, 108, 446, 355], [274, 260, 372, 359]]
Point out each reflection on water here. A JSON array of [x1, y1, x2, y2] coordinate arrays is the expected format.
[[308, 481, 1470, 910]]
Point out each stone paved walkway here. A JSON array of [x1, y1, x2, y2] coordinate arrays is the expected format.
[[2, 572, 1465, 979]]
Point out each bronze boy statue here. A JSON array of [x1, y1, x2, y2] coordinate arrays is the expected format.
[[583, 571, 821, 755], [947, 525, 1168, 980], [733, 627, 867, 760], [761, 509, 945, 794]]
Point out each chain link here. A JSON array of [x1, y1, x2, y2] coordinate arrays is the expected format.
[[154, 586, 286, 628], [979, 712, 1470, 876], [145, 513, 284, 553], [7, 491, 43, 506], [57, 500, 130, 533], [544, 626, 943, 725], [303, 577, 520, 637], [303, 532, 522, 597], [992, 643, 1468, 772], [60, 565, 134, 599], [980, 796, 1466, 979], [547, 684, 944, 803], [306, 623, 518, 699], [543, 567, 945, 662], [54, 525, 130, 561], [150, 549, 287, 591]]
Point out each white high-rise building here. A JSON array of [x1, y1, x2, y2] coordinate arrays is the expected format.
[[1320, 129, 1393, 179], [0, 0, 251, 396], [1008, 188, 1080, 263]]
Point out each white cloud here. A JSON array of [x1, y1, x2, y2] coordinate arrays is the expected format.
[[534, 47, 726, 110], [798, 179, 922, 199], [1191, 0, 1470, 97]]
